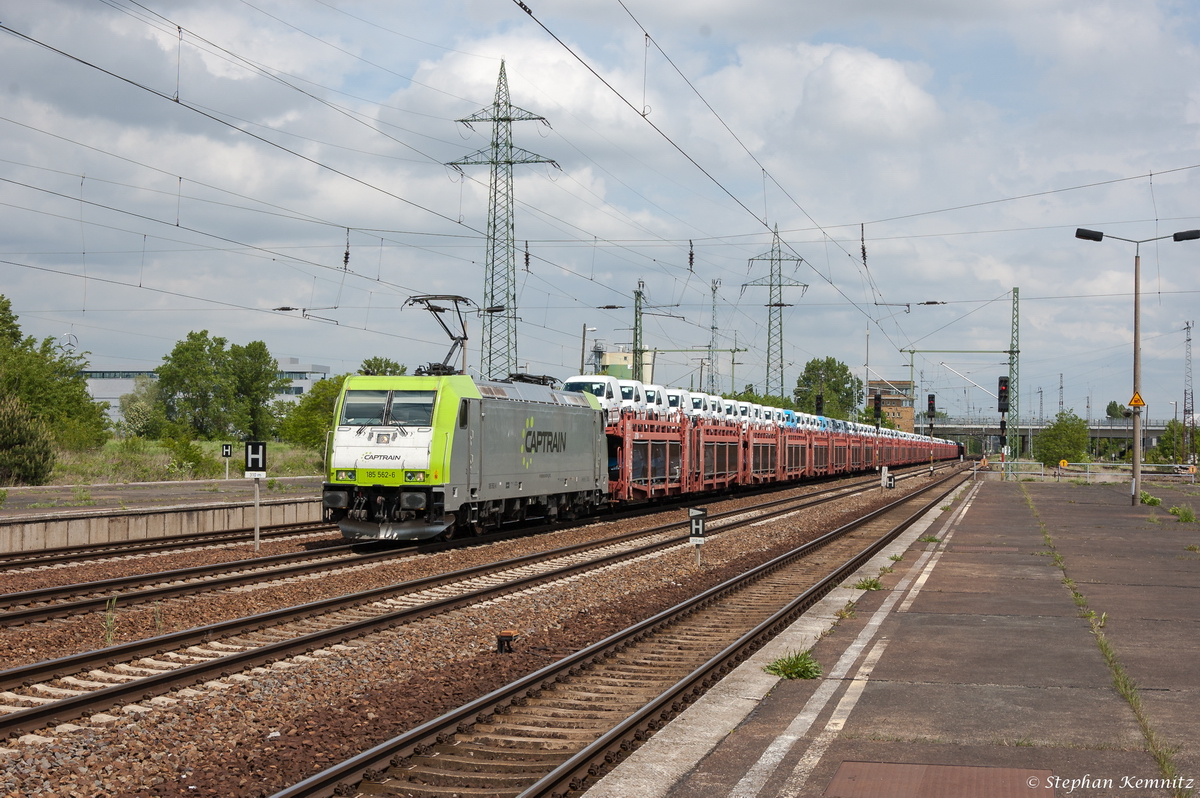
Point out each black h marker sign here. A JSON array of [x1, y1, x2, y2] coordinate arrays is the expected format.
[[245, 442, 267, 478]]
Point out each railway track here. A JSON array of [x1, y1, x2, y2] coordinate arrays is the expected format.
[[0, 464, 950, 626], [273, 469, 969, 798], [0, 520, 337, 572], [0, 465, 950, 740]]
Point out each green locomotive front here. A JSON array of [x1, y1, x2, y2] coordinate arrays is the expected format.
[[322, 374, 608, 541]]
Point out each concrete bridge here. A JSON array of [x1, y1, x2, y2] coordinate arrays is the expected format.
[[916, 416, 1177, 453]]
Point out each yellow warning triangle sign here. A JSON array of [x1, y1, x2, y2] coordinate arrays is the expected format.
[[1129, 391, 1146, 408]]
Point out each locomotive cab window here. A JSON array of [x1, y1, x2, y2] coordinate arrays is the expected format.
[[386, 391, 437, 426], [340, 390, 389, 425], [340, 390, 437, 427]]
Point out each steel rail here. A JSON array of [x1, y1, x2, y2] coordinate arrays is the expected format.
[[0, 465, 950, 737], [0, 465, 937, 624], [268, 471, 966, 798]]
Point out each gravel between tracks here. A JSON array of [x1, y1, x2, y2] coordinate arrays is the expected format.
[[1, 469, 962, 798]]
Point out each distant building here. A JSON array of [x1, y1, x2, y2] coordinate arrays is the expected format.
[[82, 369, 159, 422], [594, 348, 653, 383], [868, 379, 915, 432], [275, 357, 331, 402], [83, 356, 331, 423]]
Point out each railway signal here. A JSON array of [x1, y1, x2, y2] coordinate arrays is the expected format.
[[815, 393, 824, 416], [927, 394, 936, 419], [997, 377, 1010, 413]]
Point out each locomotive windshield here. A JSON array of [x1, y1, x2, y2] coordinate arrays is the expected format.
[[340, 390, 437, 427]]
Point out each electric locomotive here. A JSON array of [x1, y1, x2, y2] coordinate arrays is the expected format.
[[321, 374, 608, 541]]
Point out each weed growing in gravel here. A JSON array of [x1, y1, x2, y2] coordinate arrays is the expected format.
[[1147, 513, 1161, 525], [764, 648, 822, 680], [917, 535, 939, 543], [878, 565, 894, 575], [1140, 491, 1162, 506], [102, 597, 118, 647], [888, 553, 903, 562], [835, 601, 857, 620], [1185, 545, 1200, 553], [940, 504, 952, 511], [1168, 505, 1196, 523], [854, 576, 883, 591], [0, 488, 6, 508]]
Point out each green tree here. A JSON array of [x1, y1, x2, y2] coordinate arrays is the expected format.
[[1106, 400, 1127, 419], [0, 394, 55, 485], [156, 330, 238, 439], [1149, 418, 1185, 464], [1033, 410, 1089, 466], [279, 374, 347, 451], [359, 357, 407, 376], [853, 406, 898, 430], [229, 341, 288, 439], [118, 375, 167, 439], [792, 357, 862, 420], [0, 295, 21, 348], [0, 296, 110, 450]]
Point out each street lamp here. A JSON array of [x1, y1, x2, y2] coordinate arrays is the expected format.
[[1076, 227, 1200, 504], [580, 325, 597, 374]]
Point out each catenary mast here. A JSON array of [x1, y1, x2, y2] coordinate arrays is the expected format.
[[449, 62, 556, 379]]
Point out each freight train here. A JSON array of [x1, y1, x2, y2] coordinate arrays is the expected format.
[[321, 373, 961, 542]]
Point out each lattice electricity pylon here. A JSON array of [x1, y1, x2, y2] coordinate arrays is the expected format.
[[1006, 287, 1020, 475], [448, 61, 557, 380], [632, 280, 682, 383], [708, 279, 721, 394], [742, 226, 807, 399]]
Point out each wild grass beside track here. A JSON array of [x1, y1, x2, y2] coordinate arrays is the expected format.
[[49, 439, 321, 485]]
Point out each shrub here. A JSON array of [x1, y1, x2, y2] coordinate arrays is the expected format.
[[0, 393, 55, 485], [1168, 505, 1196, 523], [763, 648, 822, 680], [1139, 491, 1161, 507], [854, 576, 883, 591]]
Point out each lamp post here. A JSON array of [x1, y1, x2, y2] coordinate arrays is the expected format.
[[1076, 227, 1200, 504], [580, 325, 597, 374]]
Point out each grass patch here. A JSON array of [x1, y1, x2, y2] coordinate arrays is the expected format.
[[853, 576, 883, 591], [1185, 545, 1199, 553], [888, 553, 903, 562], [0, 488, 6, 508], [878, 565, 894, 575], [1139, 491, 1162, 506], [763, 648, 822, 680], [835, 601, 857, 620], [940, 504, 952, 511], [48, 439, 320, 485], [1168, 505, 1196, 523], [917, 535, 939, 543]]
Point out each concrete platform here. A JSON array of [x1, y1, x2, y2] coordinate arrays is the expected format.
[[0, 476, 323, 553], [588, 479, 1200, 798]]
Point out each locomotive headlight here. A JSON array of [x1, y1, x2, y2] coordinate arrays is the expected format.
[[335, 469, 356, 481], [404, 471, 426, 483]]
